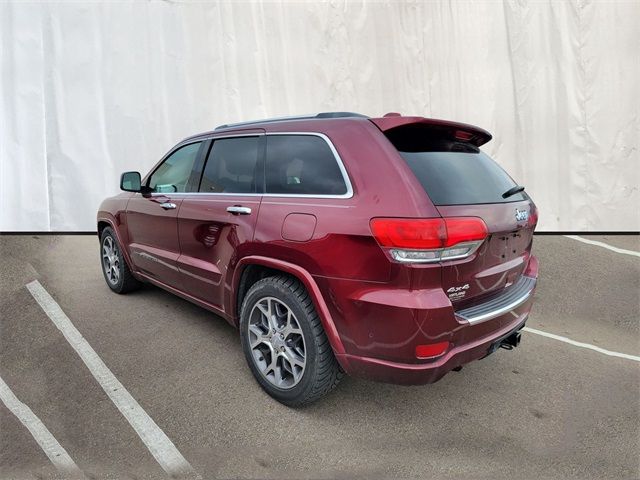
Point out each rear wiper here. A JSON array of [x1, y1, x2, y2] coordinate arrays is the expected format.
[[502, 185, 525, 199]]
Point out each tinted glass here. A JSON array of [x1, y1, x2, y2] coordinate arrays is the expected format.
[[149, 142, 201, 193], [265, 135, 347, 195], [200, 137, 259, 193], [400, 151, 526, 205]]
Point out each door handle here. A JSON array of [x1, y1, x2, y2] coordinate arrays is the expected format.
[[226, 206, 252, 215], [159, 202, 177, 210]]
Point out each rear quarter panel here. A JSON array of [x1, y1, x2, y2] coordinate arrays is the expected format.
[[252, 120, 442, 281], [249, 120, 444, 360]]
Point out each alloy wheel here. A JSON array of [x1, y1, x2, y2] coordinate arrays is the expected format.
[[102, 236, 120, 285], [248, 296, 306, 389]]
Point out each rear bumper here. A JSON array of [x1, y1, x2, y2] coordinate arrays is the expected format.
[[338, 310, 529, 385], [336, 275, 536, 385]]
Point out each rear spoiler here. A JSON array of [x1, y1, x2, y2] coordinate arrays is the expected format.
[[369, 115, 492, 147]]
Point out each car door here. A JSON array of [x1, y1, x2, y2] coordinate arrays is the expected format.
[[126, 140, 205, 289], [177, 133, 264, 313]]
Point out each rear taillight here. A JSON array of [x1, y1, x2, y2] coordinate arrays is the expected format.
[[370, 217, 488, 263], [528, 204, 539, 229]]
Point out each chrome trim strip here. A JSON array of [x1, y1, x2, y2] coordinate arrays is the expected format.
[[456, 275, 536, 324], [150, 192, 261, 197], [147, 131, 354, 200], [389, 240, 484, 263], [226, 206, 252, 215], [264, 132, 353, 199]]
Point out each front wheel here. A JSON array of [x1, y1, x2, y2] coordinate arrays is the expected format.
[[239, 275, 343, 406], [100, 227, 141, 294]]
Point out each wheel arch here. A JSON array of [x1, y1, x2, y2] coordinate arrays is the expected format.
[[232, 256, 348, 361], [97, 220, 110, 237], [97, 216, 137, 277]]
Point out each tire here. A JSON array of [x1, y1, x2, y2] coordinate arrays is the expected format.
[[100, 227, 141, 294], [239, 275, 343, 406]]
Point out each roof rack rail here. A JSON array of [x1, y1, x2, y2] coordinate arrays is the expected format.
[[215, 112, 368, 130]]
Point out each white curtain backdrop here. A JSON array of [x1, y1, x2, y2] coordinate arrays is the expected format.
[[1, 0, 638, 232]]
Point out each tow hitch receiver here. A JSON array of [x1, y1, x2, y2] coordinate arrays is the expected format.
[[499, 330, 522, 350], [485, 326, 524, 357]]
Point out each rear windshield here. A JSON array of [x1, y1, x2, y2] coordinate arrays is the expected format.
[[400, 150, 526, 205]]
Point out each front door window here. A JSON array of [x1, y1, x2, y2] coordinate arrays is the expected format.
[[148, 142, 202, 193]]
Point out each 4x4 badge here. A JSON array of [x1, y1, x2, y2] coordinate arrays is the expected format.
[[447, 284, 470, 300], [515, 209, 529, 222], [447, 284, 469, 293]]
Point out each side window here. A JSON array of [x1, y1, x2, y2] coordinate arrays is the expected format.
[[265, 135, 347, 195], [199, 136, 260, 193], [149, 142, 201, 193]]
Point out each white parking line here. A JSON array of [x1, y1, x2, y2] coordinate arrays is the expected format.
[[523, 327, 640, 362], [0, 375, 84, 478], [564, 235, 640, 258], [26, 280, 196, 478]]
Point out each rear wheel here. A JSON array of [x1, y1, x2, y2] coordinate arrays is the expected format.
[[100, 227, 140, 294], [240, 275, 343, 406]]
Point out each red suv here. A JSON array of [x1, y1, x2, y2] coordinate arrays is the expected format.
[[97, 112, 538, 406]]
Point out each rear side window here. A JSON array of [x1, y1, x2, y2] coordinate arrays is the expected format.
[[400, 150, 526, 205], [265, 135, 347, 196], [200, 137, 260, 193]]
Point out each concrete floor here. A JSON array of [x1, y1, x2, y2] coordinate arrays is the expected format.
[[0, 234, 638, 479]]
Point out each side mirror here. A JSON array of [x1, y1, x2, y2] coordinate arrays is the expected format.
[[120, 171, 142, 192]]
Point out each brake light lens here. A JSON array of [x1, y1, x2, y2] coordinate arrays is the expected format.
[[454, 130, 474, 141], [442, 217, 489, 247], [370, 217, 488, 263], [370, 218, 446, 249], [415, 341, 450, 359], [528, 204, 539, 229]]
